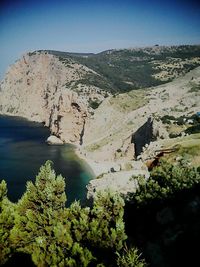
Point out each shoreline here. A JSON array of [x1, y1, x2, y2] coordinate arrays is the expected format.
[[74, 146, 117, 177]]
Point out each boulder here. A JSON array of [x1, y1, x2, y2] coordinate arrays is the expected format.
[[46, 135, 64, 145], [110, 164, 121, 172]]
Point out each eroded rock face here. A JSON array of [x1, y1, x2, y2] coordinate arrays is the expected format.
[[132, 117, 168, 157], [0, 52, 90, 144], [46, 90, 88, 144]]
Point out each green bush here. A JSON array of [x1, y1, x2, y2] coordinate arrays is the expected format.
[[131, 159, 200, 205], [88, 99, 101, 109], [188, 83, 200, 93], [161, 115, 176, 124], [116, 246, 146, 267], [176, 116, 185, 125], [185, 124, 200, 134]]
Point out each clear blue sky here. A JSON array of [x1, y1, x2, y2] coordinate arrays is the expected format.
[[0, 0, 200, 79]]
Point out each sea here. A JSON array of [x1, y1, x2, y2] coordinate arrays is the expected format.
[[0, 115, 94, 205]]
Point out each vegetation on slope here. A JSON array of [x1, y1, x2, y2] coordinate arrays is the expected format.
[[131, 158, 200, 205], [43, 45, 200, 93], [160, 133, 200, 167], [108, 89, 148, 113]]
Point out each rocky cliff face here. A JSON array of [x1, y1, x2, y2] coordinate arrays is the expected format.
[[132, 117, 169, 157], [0, 52, 105, 144]]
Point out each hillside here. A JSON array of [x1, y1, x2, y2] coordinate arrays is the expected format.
[[45, 45, 200, 93], [0, 45, 200, 164], [81, 65, 200, 157]]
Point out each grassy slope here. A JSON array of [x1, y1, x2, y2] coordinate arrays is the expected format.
[[161, 133, 200, 166]]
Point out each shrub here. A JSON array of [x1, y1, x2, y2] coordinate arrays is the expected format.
[[185, 124, 200, 134], [161, 115, 176, 124], [89, 99, 101, 109], [116, 246, 147, 267], [131, 159, 200, 205]]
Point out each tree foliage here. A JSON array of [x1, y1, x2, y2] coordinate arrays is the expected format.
[[132, 158, 200, 205], [0, 161, 131, 267], [88, 191, 126, 251], [0, 180, 16, 264]]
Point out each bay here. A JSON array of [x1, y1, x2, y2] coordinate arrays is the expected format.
[[0, 115, 94, 205]]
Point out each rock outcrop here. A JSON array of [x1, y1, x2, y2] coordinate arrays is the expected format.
[[46, 135, 64, 145], [87, 161, 149, 199], [0, 52, 101, 144], [132, 117, 169, 157]]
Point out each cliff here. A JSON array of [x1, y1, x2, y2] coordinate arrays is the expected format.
[[0, 51, 107, 144]]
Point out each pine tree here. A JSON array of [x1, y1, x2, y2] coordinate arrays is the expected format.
[[133, 159, 200, 205], [87, 190, 127, 251], [10, 161, 69, 266], [10, 161, 95, 266], [8, 161, 127, 266], [0, 180, 16, 265]]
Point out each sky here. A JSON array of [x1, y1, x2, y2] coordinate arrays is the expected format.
[[0, 0, 200, 79]]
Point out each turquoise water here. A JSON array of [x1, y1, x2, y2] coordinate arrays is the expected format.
[[0, 115, 94, 204]]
